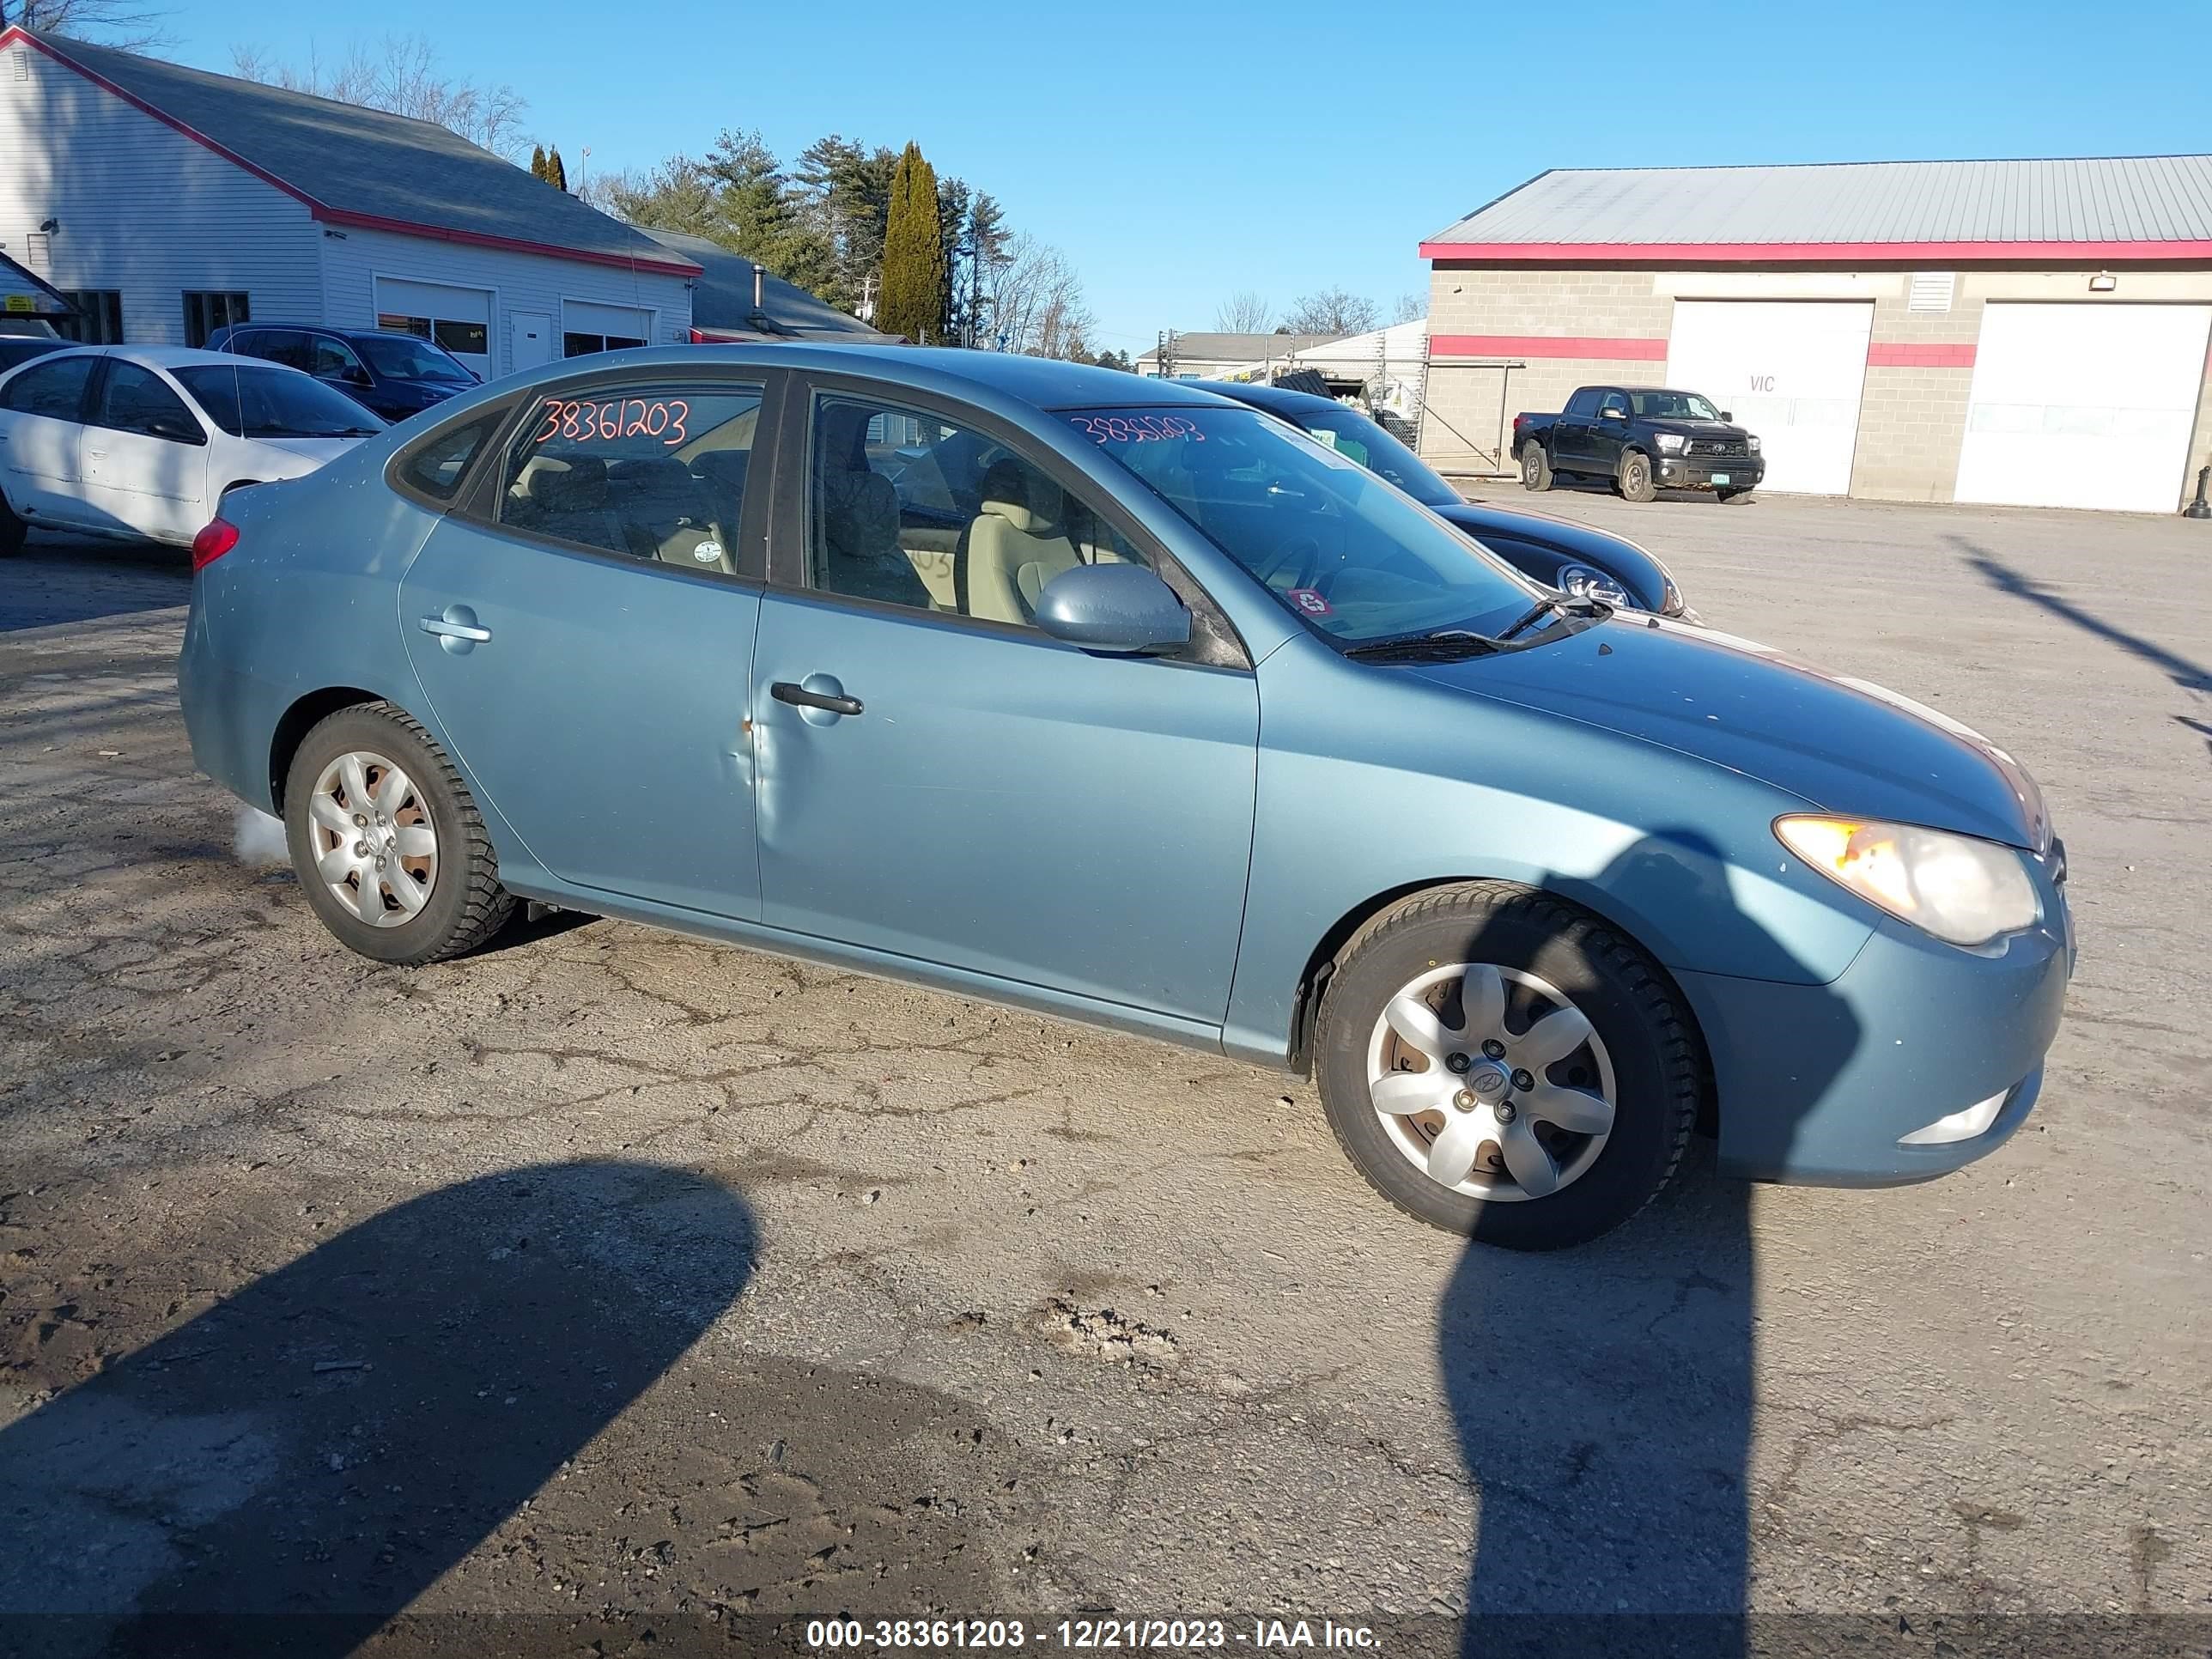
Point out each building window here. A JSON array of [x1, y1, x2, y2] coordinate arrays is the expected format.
[[56, 290, 125, 344], [563, 331, 648, 358], [182, 290, 249, 348], [378, 312, 489, 361]]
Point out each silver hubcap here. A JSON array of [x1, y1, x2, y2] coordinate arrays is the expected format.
[[1365, 963, 1615, 1201], [306, 749, 437, 927]]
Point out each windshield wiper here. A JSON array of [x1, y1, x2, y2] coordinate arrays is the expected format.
[[1495, 592, 1611, 642], [1342, 628, 1501, 662]]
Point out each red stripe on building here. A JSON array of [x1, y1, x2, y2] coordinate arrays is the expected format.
[[1430, 334, 1668, 361], [1421, 239, 2212, 263], [1866, 342, 1978, 368]]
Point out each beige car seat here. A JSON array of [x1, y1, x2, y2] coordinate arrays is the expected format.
[[963, 459, 1080, 625]]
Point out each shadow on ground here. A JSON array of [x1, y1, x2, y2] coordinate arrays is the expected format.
[[0, 1161, 756, 1657], [1440, 834, 1856, 1655]]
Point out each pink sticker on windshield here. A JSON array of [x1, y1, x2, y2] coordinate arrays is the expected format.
[[1288, 588, 1333, 617]]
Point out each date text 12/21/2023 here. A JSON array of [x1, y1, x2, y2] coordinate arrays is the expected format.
[[803, 1620, 1380, 1650]]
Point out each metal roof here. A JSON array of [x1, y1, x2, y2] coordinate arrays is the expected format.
[[8, 29, 698, 275], [1423, 157, 2212, 257], [1139, 331, 1340, 363], [640, 230, 890, 342]]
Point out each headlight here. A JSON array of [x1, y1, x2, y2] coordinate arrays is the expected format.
[[1555, 562, 1628, 605], [1775, 816, 2038, 947], [1747, 435, 1762, 453], [1655, 434, 1686, 453]]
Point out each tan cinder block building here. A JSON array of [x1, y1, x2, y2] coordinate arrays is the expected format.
[[1418, 157, 2212, 514]]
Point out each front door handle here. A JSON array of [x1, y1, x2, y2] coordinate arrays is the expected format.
[[420, 617, 492, 642], [770, 680, 863, 717]]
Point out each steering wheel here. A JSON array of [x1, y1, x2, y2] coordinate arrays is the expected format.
[[1264, 535, 1328, 594]]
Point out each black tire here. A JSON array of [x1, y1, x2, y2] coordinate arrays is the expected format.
[[1716, 488, 1750, 503], [283, 702, 517, 966], [1616, 450, 1656, 503], [1313, 881, 1705, 1249], [0, 493, 25, 557], [1519, 441, 1553, 492]]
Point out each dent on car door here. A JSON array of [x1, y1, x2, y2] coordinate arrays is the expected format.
[[750, 381, 1261, 1025], [397, 371, 775, 918]]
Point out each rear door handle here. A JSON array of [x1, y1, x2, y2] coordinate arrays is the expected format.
[[770, 680, 863, 717], [420, 617, 492, 642]]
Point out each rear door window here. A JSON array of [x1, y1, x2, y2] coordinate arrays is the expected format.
[[1, 353, 95, 419], [494, 382, 764, 578]]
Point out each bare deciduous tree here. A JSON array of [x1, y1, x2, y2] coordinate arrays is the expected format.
[[1213, 289, 1273, 333], [989, 236, 1096, 361], [1282, 286, 1380, 337], [230, 35, 529, 161], [3, 0, 167, 49], [1391, 289, 1426, 325]]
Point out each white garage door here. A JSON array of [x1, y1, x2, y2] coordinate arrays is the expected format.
[[1954, 303, 2212, 514], [562, 301, 654, 357], [1667, 301, 1874, 495], [373, 277, 493, 379]]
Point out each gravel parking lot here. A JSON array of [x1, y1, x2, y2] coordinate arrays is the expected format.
[[2, 498, 2207, 1654]]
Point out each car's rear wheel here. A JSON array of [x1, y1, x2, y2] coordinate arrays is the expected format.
[[1520, 442, 1553, 492], [1313, 882, 1704, 1249], [0, 494, 25, 557], [1616, 451, 1656, 503], [283, 702, 516, 965]]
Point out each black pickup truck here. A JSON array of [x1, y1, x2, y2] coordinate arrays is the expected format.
[[1513, 385, 1762, 502]]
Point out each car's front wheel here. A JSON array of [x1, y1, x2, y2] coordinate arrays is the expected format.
[[1314, 882, 1704, 1249], [1616, 451, 1657, 503], [283, 702, 516, 965]]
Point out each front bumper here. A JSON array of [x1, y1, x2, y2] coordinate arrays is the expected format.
[[1656, 454, 1763, 491], [1680, 891, 2071, 1187]]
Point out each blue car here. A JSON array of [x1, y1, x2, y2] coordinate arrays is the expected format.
[[208, 323, 479, 423], [1198, 378, 1689, 617], [178, 347, 2071, 1248]]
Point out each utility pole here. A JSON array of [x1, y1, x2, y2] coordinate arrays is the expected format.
[[1155, 328, 1178, 380]]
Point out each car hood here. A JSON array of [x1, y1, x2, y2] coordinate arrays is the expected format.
[[1644, 417, 1751, 439], [250, 435, 368, 471], [1409, 616, 2048, 849], [1428, 501, 1676, 613]]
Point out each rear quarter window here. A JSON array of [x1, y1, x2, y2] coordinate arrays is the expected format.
[[392, 404, 510, 505]]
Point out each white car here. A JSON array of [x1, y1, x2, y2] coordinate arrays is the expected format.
[[0, 345, 383, 554]]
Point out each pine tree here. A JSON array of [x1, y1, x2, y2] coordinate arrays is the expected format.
[[529, 143, 548, 182], [876, 142, 946, 345], [546, 146, 569, 192]]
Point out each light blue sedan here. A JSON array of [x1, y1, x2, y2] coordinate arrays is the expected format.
[[178, 347, 2072, 1248]]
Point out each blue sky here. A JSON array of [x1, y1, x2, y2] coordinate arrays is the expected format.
[[162, 0, 2209, 350]]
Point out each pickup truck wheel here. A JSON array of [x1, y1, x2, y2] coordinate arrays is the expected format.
[[1616, 450, 1657, 503], [1313, 881, 1704, 1249], [1519, 442, 1553, 492], [0, 495, 25, 557], [1716, 488, 1751, 503]]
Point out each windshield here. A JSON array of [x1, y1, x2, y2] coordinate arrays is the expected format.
[[1280, 404, 1460, 507], [1629, 389, 1723, 421], [1067, 406, 1540, 645], [356, 335, 475, 383], [176, 367, 386, 439]]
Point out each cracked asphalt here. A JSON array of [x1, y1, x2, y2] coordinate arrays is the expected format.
[[0, 495, 2207, 1655]]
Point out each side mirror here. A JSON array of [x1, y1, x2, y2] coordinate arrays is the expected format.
[[1032, 562, 1191, 654], [1599, 406, 1627, 423], [1721, 410, 1734, 422], [147, 414, 204, 444]]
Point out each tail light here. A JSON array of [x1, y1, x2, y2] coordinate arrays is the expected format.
[[191, 517, 240, 572]]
